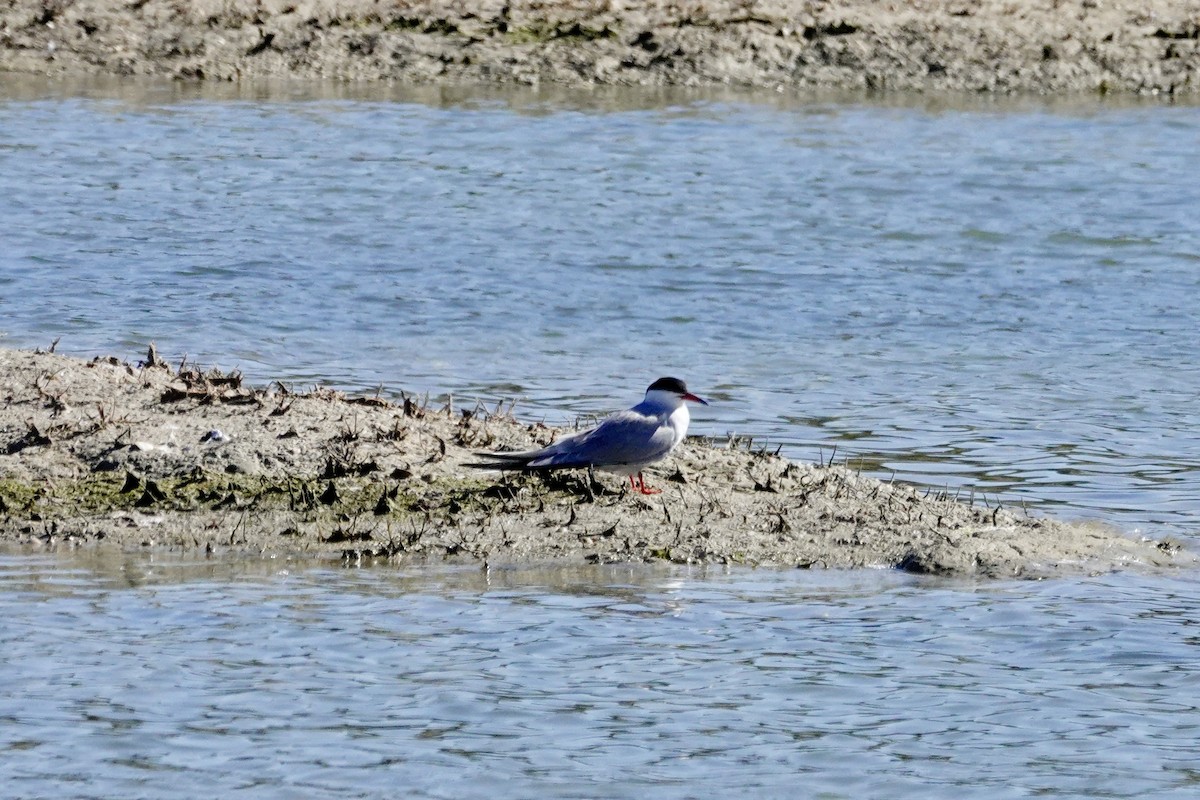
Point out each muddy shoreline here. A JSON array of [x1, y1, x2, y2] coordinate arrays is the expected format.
[[1, 1, 1199, 96], [0, 347, 1190, 577]]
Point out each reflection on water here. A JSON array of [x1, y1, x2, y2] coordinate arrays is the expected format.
[[6, 72, 1187, 114], [2, 551, 1199, 799], [1, 78, 1199, 544]]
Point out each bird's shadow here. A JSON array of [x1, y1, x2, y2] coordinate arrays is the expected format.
[[542, 469, 618, 501], [483, 469, 621, 503]]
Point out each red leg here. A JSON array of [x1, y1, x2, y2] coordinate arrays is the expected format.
[[635, 473, 661, 495]]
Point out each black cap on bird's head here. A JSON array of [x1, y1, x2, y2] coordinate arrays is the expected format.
[[646, 377, 708, 405]]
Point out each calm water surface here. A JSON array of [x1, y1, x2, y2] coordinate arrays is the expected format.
[[2, 551, 1199, 799], [2, 79, 1200, 797], [1, 79, 1198, 540]]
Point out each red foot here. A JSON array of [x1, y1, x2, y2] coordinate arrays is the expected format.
[[629, 474, 662, 495]]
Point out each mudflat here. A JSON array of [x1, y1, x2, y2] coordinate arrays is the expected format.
[[1, 0, 1198, 95], [1, 347, 1188, 576]]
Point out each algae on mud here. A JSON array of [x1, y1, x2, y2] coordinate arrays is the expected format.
[[0, 346, 1191, 577]]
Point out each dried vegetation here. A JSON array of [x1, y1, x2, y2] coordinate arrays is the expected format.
[[1, 346, 1190, 577]]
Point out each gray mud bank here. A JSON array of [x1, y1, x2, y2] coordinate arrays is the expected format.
[[1, 1, 1199, 95], [1, 347, 1190, 578]]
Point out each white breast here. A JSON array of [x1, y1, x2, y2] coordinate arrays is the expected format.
[[668, 404, 691, 448]]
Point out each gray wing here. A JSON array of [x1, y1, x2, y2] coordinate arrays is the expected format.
[[526, 411, 676, 469], [467, 429, 591, 470]]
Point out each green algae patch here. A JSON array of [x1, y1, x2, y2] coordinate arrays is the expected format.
[[0, 470, 512, 523], [0, 479, 41, 517], [0, 474, 129, 520]]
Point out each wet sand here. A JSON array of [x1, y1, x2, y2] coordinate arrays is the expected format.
[[1, 0, 1198, 95], [1, 347, 1189, 577]]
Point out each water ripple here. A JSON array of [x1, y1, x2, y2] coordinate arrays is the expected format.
[[1, 84, 1199, 542], [2, 554, 1200, 798]]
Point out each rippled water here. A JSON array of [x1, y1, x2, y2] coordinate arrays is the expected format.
[[2, 80, 1200, 795], [2, 78, 1199, 540], [2, 551, 1198, 799]]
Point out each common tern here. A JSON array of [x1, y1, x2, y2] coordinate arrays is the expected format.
[[471, 377, 708, 494]]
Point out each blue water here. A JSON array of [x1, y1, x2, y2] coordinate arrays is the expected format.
[[3, 81, 1198, 541], [2, 552, 1199, 800], [2, 79, 1200, 799]]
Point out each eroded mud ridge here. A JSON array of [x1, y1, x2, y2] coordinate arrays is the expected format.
[[1, 0, 1199, 95], [1, 347, 1190, 576]]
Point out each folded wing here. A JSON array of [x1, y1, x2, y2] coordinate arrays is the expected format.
[[471, 410, 675, 471]]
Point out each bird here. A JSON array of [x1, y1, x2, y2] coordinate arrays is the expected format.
[[470, 377, 708, 495]]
